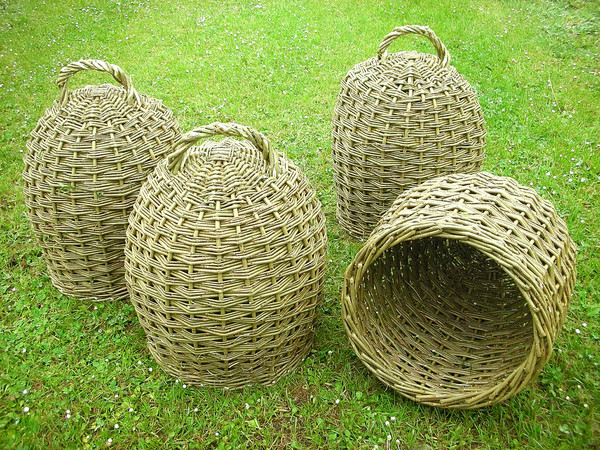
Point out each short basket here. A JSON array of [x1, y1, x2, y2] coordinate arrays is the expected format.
[[332, 25, 486, 239], [342, 172, 576, 409], [22, 60, 180, 301], [125, 122, 327, 388]]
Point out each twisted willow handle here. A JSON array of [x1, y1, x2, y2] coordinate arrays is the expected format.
[[167, 122, 280, 175], [377, 25, 450, 67], [56, 59, 141, 107]]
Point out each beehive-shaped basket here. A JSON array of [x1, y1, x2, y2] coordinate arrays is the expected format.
[[22, 60, 180, 301], [125, 122, 327, 388], [342, 172, 576, 409], [332, 25, 486, 239]]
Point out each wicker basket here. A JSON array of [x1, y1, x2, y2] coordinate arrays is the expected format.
[[125, 122, 327, 388], [342, 172, 576, 409], [22, 60, 180, 301], [332, 25, 486, 239]]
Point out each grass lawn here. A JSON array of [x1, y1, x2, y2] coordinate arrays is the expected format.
[[1, 0, 598, 448]]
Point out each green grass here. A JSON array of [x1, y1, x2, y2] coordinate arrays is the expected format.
[[1, 0, 599, 448]]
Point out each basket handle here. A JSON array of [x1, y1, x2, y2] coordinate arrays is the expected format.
[[56, 59, 142, 107], [167, 122, 280, 175], [377, 25, 450, 67]]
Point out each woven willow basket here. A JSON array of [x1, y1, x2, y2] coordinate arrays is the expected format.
[[332, 25, 486, 239], [125, 122, 327, 388], [342, 172, 576, 409], [22, 60, 180, 301]]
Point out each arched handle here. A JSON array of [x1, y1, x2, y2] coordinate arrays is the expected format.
[[56, 59, 142, 107], [377, 25, 450, 67], [167, 122, 280, 175]]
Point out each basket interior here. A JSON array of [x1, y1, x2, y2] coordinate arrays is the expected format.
[[360, 237, 533, 395]]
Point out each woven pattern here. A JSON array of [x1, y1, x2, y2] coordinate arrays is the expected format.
[[125, 122, 327, 388], [22, 60, 181, 301], [342, 172, 576, 409], [332, 25, 486, 239]]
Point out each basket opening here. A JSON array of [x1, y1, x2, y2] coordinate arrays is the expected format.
[[360, 237, 533, 395]]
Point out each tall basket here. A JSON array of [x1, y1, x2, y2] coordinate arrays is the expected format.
[[332, 25, 486, 239], [342, 172, 576, 409], [125, 122, 327, 388], [22, 60, 181, 301]]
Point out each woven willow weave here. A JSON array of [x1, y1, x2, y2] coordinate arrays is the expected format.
[[22, 60, 180, 301], [342, 172, 576, 409], [125, 122, 327, 388], [332, 25, 486, 239]]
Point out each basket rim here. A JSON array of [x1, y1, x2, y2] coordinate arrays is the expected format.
[[343, 233, 541, 408], [344, 221, 544, 334], [342, 217, 550, 408]]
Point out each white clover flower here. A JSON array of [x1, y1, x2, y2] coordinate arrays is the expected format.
[[23, 407, 30, 413], [22, 389, 28, 395], [335, 399, 340, 404], [387, 435, 392, 440], [385, 421, 390, 426], [129, 408, 134, 412], [148, 368, 153, 372], [183, 384, 187, 389], [194, 407, 198, 412], [244, 403, 250, 410], [391, 416, 396, 421], [107, 438, 112, 444], [583, 323, 588, 328], [114, 424, 119, 429], [576, 329, 581, 334]]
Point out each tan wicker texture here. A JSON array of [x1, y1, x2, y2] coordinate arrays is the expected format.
[[342, 172, 576, 409], [125, 122, 327, 388], [22, 60, 180, 301], [332, 25, 486, 239]]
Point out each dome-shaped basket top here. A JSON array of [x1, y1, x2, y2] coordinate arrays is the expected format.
[[56, 58, 142, 107], [125, 123, 327, 388], [332, 26, 486, 240], [363, 25, 456, 91], [22, 59, 180, 301], [342, 172, 576, 409]]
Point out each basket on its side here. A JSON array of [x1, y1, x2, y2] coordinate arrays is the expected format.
[[332, 25, 486, 239], [342, 172, 576, 409], [125, 122, 327, 388], [22, 60, 180, 301]]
